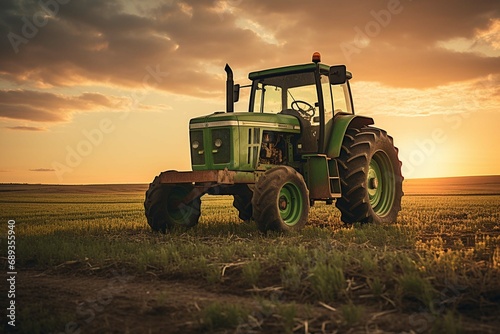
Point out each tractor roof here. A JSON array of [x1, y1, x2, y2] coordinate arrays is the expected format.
[[248, 63, 352, 81]]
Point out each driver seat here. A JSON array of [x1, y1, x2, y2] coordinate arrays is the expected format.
[[279, 109, 318, 155]]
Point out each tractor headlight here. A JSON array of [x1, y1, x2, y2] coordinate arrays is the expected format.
[[214, 138, 223, 148], [192, 140, 200, 149]]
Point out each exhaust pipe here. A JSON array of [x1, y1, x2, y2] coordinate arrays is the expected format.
[[225, 64, 234, 113]]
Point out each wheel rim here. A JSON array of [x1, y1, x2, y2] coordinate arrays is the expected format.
[[367, 150, 395, 217], [278, 182, 303, 226]]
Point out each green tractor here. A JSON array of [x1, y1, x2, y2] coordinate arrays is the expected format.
[[144, 53, 403, 233]]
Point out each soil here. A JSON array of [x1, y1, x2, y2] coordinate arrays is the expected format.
[[10, 267, 500, 334]]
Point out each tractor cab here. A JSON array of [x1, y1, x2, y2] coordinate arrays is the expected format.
[[247, 54, 354, 157]]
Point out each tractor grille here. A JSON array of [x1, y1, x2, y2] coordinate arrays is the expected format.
[[190, 130, 205, 165], [211, 128, 231, 164]]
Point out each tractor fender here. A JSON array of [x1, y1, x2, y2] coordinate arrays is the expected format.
[[325, 115, 374, 158]]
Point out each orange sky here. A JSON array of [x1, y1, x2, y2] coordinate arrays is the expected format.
[[0, 0, 499, 184]]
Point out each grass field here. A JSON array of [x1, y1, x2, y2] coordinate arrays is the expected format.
[[1, 176, 499, 333]]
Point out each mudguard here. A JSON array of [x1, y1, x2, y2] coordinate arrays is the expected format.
[[325, 114, 374, 158]]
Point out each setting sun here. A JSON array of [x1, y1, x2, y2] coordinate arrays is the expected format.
[[0, 1, 499, 184]]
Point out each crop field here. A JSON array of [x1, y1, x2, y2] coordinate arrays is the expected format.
[[1, 176, 499, 333]]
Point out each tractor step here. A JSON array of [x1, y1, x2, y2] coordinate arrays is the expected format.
[[302, 154, 341, 200]]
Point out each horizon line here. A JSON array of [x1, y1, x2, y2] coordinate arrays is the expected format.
[[1, 174, 499, 187]]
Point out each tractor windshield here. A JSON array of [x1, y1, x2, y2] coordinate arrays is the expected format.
[[250, 70, 353, 118], [251, 72, 317, 115]]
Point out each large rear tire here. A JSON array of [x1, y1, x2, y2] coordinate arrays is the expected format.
[[335, 127, 403, 224], [144, 176, 201, 233], [252, 166, 309, 232]]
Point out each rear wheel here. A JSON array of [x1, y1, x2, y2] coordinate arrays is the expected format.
[[335, 127, 403, 224], [252, 166, 309, 232], [144, 176, 201, 232]]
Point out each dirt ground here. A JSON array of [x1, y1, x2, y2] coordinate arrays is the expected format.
[[12, 267, 499, 334], [17, 268, 266, 333]]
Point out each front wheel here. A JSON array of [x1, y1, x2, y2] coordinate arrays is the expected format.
[[252, 166, 310, 232], [144, 176, 202, 233], [335, 127, 403, 224]]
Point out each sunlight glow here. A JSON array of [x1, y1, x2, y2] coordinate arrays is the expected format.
[[235, 18, 281, 46], [437, 19, 500, 57]]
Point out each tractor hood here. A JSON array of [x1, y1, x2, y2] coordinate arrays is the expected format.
[[188, 112, 301, 171], [189, 112, 301, 133]]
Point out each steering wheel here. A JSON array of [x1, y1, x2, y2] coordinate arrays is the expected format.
[[291, 100, 316, 119]]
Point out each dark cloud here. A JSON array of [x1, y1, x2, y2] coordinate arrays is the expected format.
[[0, 0, 498, 122], [0, 89, 129, 122], [29, 168, 55, 172], [6, 125, 45, 131], [235, 0, 500, 86], [348, 44, 500, 88], [0, 0, 266, 96]]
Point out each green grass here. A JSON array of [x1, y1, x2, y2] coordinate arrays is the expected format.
[[309, 261, 346, 302], [16, 304, 75, 334], [340, 301, 364, 326], [275, 302, 297, 334], [1, 185, 499, 332], [201, 301, 249, 331], [242, 260, 262, 286], [432, 310, 464, 334]]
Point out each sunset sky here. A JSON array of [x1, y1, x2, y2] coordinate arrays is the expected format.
[[1, 0, 499, 184]]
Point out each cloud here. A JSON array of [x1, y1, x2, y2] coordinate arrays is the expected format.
[[0, 89, 130, 122], [0, 0, 498, 113], [232, 0, 500, 88], [29, 168, 55, 172], [352, 74, 500, 117], [0, 0, 269, 97], [6, 126, 45, 131], [437, 19, 500, 58]]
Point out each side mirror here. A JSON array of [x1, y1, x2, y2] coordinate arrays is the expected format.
[[233, 84, 240, 103], [329, 65, 347, 85]]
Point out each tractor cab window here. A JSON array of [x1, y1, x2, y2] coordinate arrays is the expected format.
[[331, 83, 352, 114], [286, 82, 318, 122], [252, 71, 318, 119], [254, 83, 282, 113], [321, 74, 334, 125]]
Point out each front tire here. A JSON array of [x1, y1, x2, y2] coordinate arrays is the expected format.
[[252, 166, 309, 232], [144, 176, 201, 232], [335, 127, 403, 224], [233, 185, 253, 221]]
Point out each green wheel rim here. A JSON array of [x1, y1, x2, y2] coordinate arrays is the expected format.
[[278, 182, 303, 226], [367, 151, 395, 217]]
